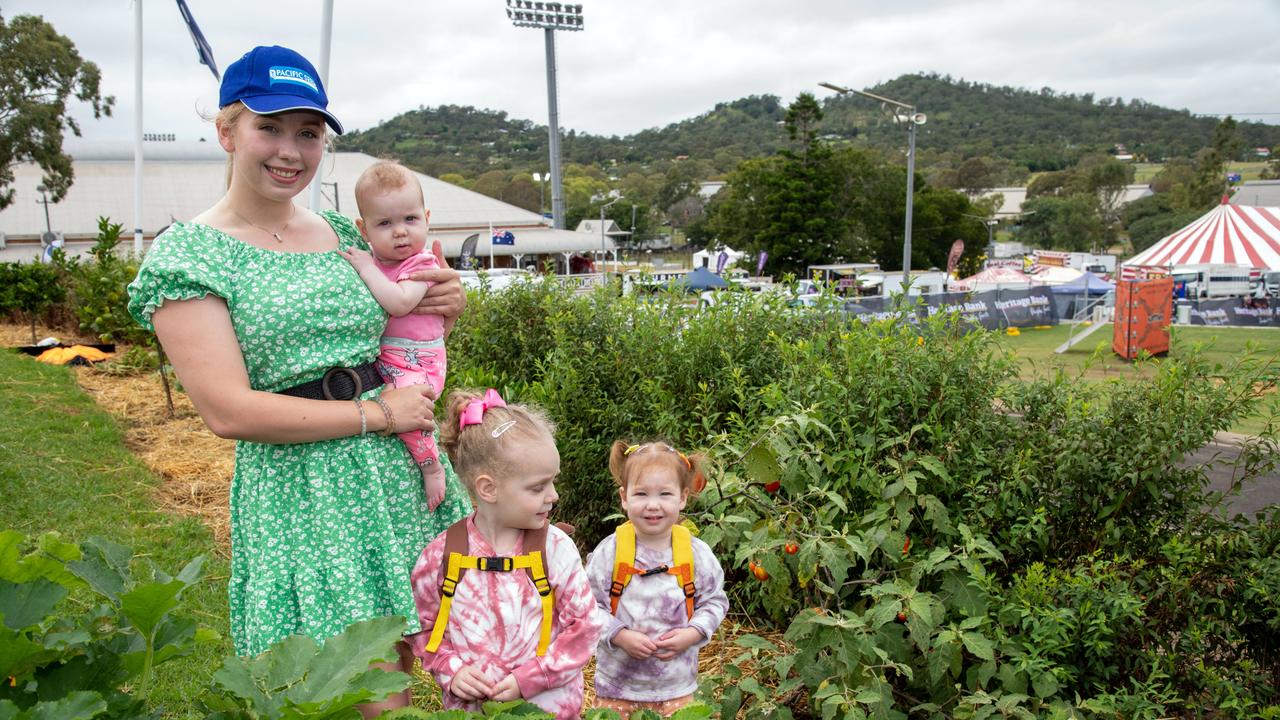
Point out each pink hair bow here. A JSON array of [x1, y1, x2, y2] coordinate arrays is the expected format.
[[459, 389, 506, 429]]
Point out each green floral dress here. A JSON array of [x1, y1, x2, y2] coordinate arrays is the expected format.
[[127, 210, 471, 656]]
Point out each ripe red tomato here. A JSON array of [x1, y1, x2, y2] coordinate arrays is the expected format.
[[748, 560, 770, 581], [763, 481, 781, 494], [902, 536, 912, 555], [784, 542, 799, 555], [896, 611, 908, 623]]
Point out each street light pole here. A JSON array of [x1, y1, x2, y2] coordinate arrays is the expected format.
[[962, 213, 998, 258], [35, 185, 52, 236], [819, 82, 926, 276], [600, 195, 622, 270], [507, 1, 584, 230]]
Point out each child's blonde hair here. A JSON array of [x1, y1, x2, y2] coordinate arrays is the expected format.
[[608, 440, 707, 497], [354, 160, 425, 217], [440, 389, 557, 497]]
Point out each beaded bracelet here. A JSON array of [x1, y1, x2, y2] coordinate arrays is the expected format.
[[373, 396, 397, 437], [354, 398, 367, 436]]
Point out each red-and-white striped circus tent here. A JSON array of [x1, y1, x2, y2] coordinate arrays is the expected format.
[[1123, 200, 1280, 277]]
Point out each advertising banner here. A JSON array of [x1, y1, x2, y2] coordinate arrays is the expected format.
[[847, 287, 1058, 330], [1189, 298, 1279, 327]]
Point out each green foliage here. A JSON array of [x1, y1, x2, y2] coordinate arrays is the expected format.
[[0, 262, 65, 343], [448, 281, 1280, 716], [0, 13, 114, 210], [200, 616, 410, 719], [339, 76, 1280, 190], [0, 530, 211, 718], [52, 217, 148, 345], [1018, 193, 1105, 252]]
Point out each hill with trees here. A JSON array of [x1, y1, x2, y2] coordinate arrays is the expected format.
[[339, 73, 1280, 183]]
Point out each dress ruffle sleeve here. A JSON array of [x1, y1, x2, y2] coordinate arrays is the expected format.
[[127, 223, 236, 331]]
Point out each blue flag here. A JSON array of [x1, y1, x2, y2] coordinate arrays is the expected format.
[[175, 0, 220, 81], [492, 230, 515, 246]]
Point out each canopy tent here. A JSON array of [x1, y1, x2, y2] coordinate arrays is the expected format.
[[949, 266, 1035, 292], [1050, 271, 1114, 295], [1123, 199, 1280, 274], [1028, 265, 1083, 285], [1050, 270, 1114, 321], [691, 246, 746, 271], [670, 266, 729, 292]]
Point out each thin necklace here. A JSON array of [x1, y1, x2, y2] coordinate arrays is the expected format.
[[230, 204, 295, 243]]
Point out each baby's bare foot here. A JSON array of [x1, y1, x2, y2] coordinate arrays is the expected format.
[[423, 462, 447, 511]]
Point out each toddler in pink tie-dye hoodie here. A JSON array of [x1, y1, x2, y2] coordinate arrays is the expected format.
[[585, 440, 729, 718], [408, 390, 600, 720]]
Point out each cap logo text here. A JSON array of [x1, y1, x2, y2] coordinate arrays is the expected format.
[[267, 66, 318, 93]]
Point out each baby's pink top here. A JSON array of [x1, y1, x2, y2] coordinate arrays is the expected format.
[[377, 251, 444, 341], [408, 518, 601, 720]]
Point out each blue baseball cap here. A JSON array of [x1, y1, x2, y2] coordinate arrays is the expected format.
[[219, 45, 344, 135]]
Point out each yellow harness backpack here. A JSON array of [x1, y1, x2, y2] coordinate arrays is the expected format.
[[608, 521, 696, 619], [425, 520, 557, 656]]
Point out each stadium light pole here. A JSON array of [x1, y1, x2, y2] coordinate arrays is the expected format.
[[506, 1, 584, 230], [820, 82, 926, 276]]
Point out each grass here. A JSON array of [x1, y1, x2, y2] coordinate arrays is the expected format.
[[0, 349, 231, 718], [995, 322, 1280, 434], [1132, 160, 1270, 185]]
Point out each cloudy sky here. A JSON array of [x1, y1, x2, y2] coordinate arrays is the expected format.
[[7, 0, 1279, 144]]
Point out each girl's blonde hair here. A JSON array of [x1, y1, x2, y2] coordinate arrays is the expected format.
[[439, 389, 557, 496], [608, 440, 707, 497], [214, 102, 248, 189]]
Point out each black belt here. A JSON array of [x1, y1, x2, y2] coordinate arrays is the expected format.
[[277, 363, 381, 401]]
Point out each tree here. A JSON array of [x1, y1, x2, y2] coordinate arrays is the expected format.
[[784, 92, 823, 155], [954, 157, 994, 198], [0, 14, 114, 210], [1080, 156, 1134, 245], [1019, 194, 1104, 252]]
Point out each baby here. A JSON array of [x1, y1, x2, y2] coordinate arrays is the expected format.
[[339, 161, 448, 508]]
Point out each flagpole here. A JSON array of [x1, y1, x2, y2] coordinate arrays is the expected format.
[[133, 0, 144, 255], [309, 0, 335, 211], [489, 221, 494, 269]]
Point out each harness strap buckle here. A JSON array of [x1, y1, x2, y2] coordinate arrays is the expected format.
[[441, 577, 458, 598], [682, 581, 696, 598], [479, 556, 513, 572], [609, 579, 626, 596], [640, 564, 671, 577]]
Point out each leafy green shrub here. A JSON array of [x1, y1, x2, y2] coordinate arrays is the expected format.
[[52, 217, 146, 345], [449, 281, 1280, 716], [0, 530, 212, 718], [0, 261, 66, 343]]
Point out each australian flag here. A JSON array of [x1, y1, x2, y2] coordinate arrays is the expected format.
[[175, 0, 220, 81], [492, 230, 515, 246]]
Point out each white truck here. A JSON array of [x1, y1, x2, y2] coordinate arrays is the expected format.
[[862, 270, 950, 297], [1170, 263, 1252, 299]]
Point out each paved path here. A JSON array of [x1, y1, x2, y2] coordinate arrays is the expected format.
[[1186, 432, 1280, 517]]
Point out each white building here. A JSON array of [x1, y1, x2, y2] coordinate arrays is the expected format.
[[0, 140, 612, 268], [981, 184, 1153, 218]]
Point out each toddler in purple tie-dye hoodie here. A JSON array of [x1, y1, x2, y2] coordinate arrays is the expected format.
[[585, 440, 728, 718]]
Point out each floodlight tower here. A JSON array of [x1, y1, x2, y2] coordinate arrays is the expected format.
[[506, 1, 584, 230]]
